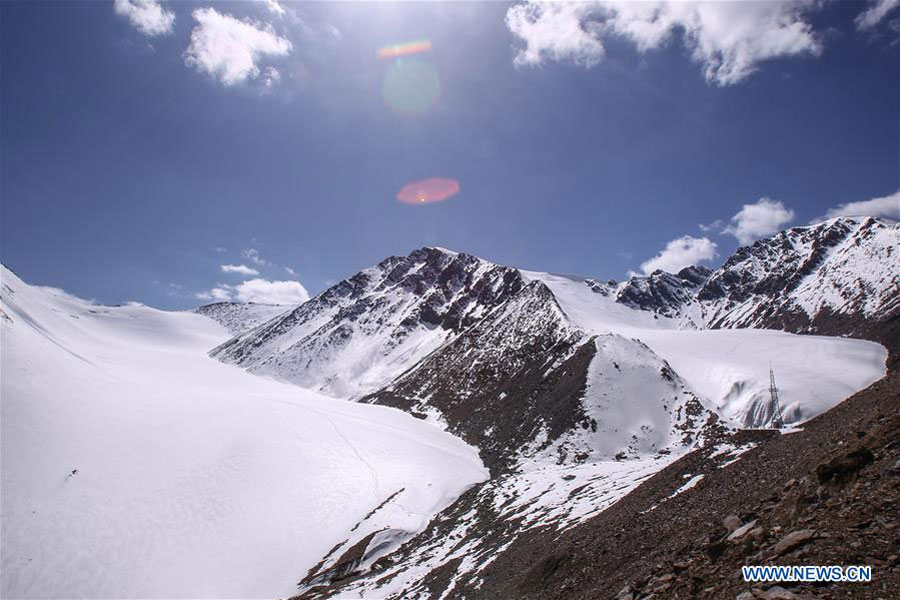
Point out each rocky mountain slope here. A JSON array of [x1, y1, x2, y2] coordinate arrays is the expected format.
[[211, 247, 524, 398], [303, 346, 896, 600], [366, 281, 714, 473], [461, 373, 900, 600], [192, 301, 290, 335], [599, 265, 712, 318]]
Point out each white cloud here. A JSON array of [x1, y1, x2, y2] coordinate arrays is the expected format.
[[816, 190, 900, 222], [284, 266, 298, 276], [722, 198, 796, 245], [640, 235, 718, 275], [220, 264, 260, 276], [114, 0, 175, 37], [855, 0, 900, 30], [234, 279, 309, 304], [505, 1, 823, 85], [184, 8, 292, 86], [505, 2, 605, 67], [196, 277, 308, 305], [241, 248, 272, 267], [213, 246, 227, 253]]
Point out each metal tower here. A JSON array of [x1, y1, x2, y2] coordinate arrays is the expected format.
[[769, 363, 785, 429]]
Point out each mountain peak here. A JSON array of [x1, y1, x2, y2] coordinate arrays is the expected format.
[[211, 245, 525, 397], [695, 216, 898, 335]]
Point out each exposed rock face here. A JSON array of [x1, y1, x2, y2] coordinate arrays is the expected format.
[[615, 266, 712, 317]]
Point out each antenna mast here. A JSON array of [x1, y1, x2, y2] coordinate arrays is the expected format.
[[769, 362, 785, 429]]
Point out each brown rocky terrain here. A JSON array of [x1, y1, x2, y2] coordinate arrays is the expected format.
[[469, 371, 899, 600]]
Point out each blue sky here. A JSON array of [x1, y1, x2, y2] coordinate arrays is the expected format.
[[2, 0, 898, 308]]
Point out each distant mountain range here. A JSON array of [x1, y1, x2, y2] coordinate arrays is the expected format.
[[204, 216, 896, 442]]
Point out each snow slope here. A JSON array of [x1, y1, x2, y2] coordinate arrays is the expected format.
[[0, 266, 487, 599], [526, 271, 887, 428]]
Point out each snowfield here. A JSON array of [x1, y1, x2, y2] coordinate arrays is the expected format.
[[0, 266, 487, 599]]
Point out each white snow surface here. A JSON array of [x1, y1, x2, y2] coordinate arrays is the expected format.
[[525, 270, 887, 427], [0, 266, 487, 599]]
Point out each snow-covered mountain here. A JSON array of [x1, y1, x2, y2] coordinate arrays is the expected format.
[[193, 301, 291, 335], [211, 247, 525, 398], [367, 280, 717, 472], [576, 218, 898, 335], [3, 215, 893, 599], [596, 265, 712, 318], [0, 266, 486, 599], [692, 217, 898, 335], [204, 221, 888, 596]]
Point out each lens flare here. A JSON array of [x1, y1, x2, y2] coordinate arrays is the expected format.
[[381, 58, 440, 114], [397, 178, 460, 205], [377, 39, 432, 59]]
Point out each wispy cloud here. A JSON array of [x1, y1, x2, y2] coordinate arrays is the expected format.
[[815, 189, 900, 222], [220, 264, 260, 276], [241, 248, 272, 267], [184, 8, 292, 86], [698, 219, 724, 233], [263, 0, 286, 17], [114, 0, 175, 37], [640, 235, 717, 275], [261, 66, 282, 90], [506, 1, 823, 85], [194, 286, 234, 302], [855, 0, 900, 30], [722, 198, 796, 245]]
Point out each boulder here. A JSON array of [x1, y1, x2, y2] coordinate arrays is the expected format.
[[773, 530, 815, 556]]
